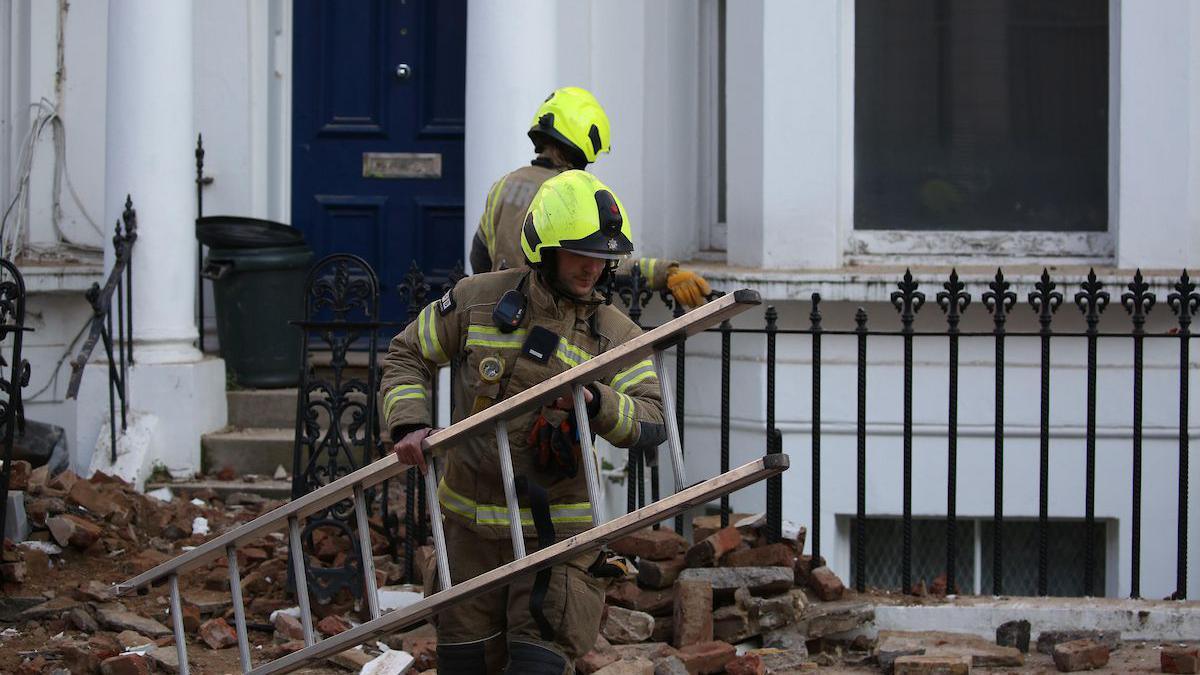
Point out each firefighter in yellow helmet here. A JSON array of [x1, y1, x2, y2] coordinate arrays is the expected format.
[[384, 170, 665, 674], [470, 86, 712, 308]]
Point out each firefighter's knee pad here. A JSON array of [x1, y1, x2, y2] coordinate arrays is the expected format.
[[505, 639, 569, 675], [436, 640, 489, 675]]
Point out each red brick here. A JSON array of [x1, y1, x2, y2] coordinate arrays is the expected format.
[[576, 648, 619, 674], [317, 614, 352, 636], [1052, 639, 1109, 672], [46, 514, 103, 549], [808, 565, 845, 601], [198, 617, 239, 649], [676, 641, 736, 675], [611, 527, 686, 561], [672, 579, 712, 648], [1163, 647, 1200, 674], [725, 654, 766, 675], [606, 580, 675, 616], [638, 555, 687, 589], [274, 612, 305, 640], [7, 460, 30, 491], [69, 479, 114, 517], [99, 654, 150, 675], [721, 542, 795, 568], [686, 526, 744, 567]]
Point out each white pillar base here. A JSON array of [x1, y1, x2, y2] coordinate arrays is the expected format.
[[74, 356, 227, 484]]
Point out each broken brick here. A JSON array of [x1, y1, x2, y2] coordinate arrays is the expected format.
[[198, 617, 239, 649], [721, 542, 795, 568], [606, 580, 675, 616], [637, 555, 686, 589], [1052, 639, 1109, 672], [672, 578, 712, 648], [1163, 646, 1200, 674], [808, 565, 845, 601], [685, 526, 743, 567], [676, 640, 736, 675], [316, 614, 353, 637], [611, 527, 686, 561]]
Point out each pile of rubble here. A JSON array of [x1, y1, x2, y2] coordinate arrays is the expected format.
[[0, 461, 418, 673], [573, 513, 852, 674]]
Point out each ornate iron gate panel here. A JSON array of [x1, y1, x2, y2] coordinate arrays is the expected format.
[[0, 259, 30, 535], [291, 254, 399, 604]]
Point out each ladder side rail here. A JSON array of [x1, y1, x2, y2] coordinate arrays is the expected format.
[[288, 516, 316, 646], [116, 291, 761, 595], [252, 454, 788, 675]]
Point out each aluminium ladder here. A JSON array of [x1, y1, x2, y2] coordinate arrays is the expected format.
[[115, 289, 788, 675]]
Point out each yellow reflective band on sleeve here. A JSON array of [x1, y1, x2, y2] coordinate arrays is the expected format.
[[554, 338, 593, 368], [438, 480, 593, 526], [466, 325, 529, 349], [610, 360, 656, 394], [417, 303, 449, 364], [643, 258, 658, 283], [608, 392, 635, 444], [383, 384, 426, 421]]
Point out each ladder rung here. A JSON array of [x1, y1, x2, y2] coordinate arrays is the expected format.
[[226, 545, 252, 672], [287, 516, 315, 647], [652, 350, 687, 493], [352, 485, 382, 620], [494, 419, 526, 558], [572, 384, 604, 526], [423, 457, 452, 592], [168, 574, 190, 675]]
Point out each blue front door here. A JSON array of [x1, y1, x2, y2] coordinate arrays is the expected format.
[[292, 1, 466, 323]]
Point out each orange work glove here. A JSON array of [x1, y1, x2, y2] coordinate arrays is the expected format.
[[666, 266, 712, 308]]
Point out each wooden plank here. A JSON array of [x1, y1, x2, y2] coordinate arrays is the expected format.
[[114, 290, 761, 594], [251, 453, 789, 675]]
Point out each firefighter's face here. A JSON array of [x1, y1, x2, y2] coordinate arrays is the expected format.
[[555, 249, 606, 297]]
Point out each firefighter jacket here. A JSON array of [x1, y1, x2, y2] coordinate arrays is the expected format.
[[380, 268, 667, 540], [470, 158, 675, 290]]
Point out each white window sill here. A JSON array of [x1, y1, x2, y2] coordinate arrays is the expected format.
[[685, 262, 1185, 303], [15, 250, 105, 294]]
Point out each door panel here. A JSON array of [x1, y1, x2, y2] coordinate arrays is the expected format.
[[293, 0, 466, 325]]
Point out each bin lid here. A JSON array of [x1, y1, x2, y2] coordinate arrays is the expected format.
[[196, 216, 305, 248]]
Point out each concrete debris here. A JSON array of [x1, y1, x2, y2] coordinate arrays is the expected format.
[[360, 648, 415, 675], [603, 606, 656, 644], [677, 566, 794, 600]]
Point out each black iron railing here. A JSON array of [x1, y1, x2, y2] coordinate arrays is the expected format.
[[384, 262, 1196, 599], [0, 259, 31, 533], [66, 197, 137, 463], [289, 254, 404, 602]]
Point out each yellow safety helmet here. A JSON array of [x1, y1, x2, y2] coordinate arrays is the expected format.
[[528, 87, 612, 166], [521, 170, 633, 266]]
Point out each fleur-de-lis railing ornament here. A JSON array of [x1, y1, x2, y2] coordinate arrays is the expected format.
[[1028, 268, 1063, 331], [310, 258, 373, 322], [890, 268, 926, 330], [1121, 269, 1157, 335], [616, 262, 654, 327], [396, 260, 430, 323], [1168, 270, 1200, 332], [1074, 268, 1111, 329], [936, 268, 970, 331], [983, 268, 1018, 327]]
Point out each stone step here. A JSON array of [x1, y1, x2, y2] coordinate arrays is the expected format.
[[201, 427, 294, 477], [143, 479, 293, 501], [226, 389, 298, 430]]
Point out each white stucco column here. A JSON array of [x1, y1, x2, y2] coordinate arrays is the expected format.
[[464, 0, 558, 271], [104, 0, 200, 363], [727, 0, 844, 270], [80, 0, 226, 481], [1115, 1, 1200, 270]]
